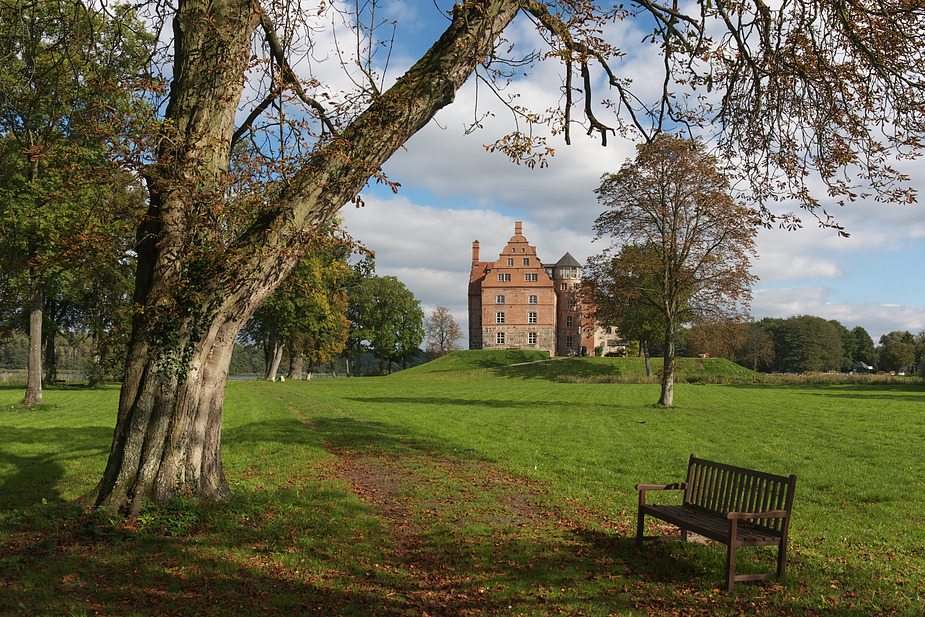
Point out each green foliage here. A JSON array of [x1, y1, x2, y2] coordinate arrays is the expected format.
[[243, 225, 354, 379], [850, 325, 877, 366], [228, 343, 266, 376], [346, 273, 424, 372], [877, 340, 916, 373], [0, 0, 151, 391]]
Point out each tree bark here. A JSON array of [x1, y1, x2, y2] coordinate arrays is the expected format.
[[22, 286, 43, 406], [658, 328, 676, 407], [287, 352, 304, 380], [95, 0, 522, 512], [265, 343, 284, 381]]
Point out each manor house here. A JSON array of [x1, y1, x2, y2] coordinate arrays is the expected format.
[[468, 222, 625, 357]]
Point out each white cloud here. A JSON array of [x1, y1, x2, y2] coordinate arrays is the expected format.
[[335, 5, 925, 347]]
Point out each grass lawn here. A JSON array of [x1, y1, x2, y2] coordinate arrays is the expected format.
[[1, 354, 924, 616]]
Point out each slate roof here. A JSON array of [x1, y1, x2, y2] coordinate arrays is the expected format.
[[555, 252, 581, 267]]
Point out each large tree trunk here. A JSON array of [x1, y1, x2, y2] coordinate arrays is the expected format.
[[22, 286, 43, 406], [287, 351, 304, 380], [96, 0, 522, 513]]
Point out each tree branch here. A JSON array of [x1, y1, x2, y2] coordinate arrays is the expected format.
[[231, 8, 339, 149]]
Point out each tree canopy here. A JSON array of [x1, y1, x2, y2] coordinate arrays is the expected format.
[[424, 307, 463, 359], [0, 0, 152, 403], [346, 275, 424, 373], [241, 225, 354, 380]]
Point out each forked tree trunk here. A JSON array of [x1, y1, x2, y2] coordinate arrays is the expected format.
[[22, 286, 43, 406], [97, 308, 254, 514], [95, 0, 522, 513]]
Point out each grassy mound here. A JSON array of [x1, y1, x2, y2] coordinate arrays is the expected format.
[[401, 349, 552, 374], [405, 351, 760, 381]]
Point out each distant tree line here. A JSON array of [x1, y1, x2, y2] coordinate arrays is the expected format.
[[683, 316, 923, 374]]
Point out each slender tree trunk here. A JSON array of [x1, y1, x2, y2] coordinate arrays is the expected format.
[[95, 0, 522, 512], [43, 328, 57, 383], [658, 329, 676, 407], [265, 343, 284, 381], [22, 286, 43, 406], [641, 341, 653, 378]]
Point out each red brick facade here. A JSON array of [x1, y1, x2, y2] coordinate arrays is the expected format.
[[468, 222, 601, 356]]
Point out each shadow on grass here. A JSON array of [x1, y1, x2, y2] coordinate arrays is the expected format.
[[0, 425, 112, 510], [343, 395, 573, 413]]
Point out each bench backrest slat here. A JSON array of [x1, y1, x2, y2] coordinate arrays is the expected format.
[[683, 455, 796, 533]]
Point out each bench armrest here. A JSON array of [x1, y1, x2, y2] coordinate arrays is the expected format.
[[726, 509, 789, 520], [636, 482, 685, 506], [635, 482, 686, 491]]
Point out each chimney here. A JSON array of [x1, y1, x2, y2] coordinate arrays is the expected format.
[[472, 240, 480, 266], [514, 221, 522, 236]]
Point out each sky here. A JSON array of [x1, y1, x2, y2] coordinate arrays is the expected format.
[[335, 2, 925, 345]]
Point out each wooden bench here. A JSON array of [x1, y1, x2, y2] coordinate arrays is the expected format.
[[635, 454, 797, 591]]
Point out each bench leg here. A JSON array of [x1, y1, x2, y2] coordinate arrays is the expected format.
[[726, 543, 737, 592], [727, 519, 739, 592], [777, 539, 788, 578]]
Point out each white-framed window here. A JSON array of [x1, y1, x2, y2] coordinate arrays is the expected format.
[[497, 332, 505, 344], [528, 295, 538, 304], [507, 258, 514, 266], [528, 332, 537, 345], [566, 300, 573, 309], [523, 258, 530, 266], [566, 315, 573, 327], [560, 283, 567, 290], [525, 273, 538, 282], [528, 312, 537, 324], [566, 336, 573, 348], [496, 295, 505, 304], [496, 312, 505, 324], [498, 273, 511, 282]]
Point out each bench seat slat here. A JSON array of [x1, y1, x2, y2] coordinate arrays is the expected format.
[[640, 504, 783, 545]]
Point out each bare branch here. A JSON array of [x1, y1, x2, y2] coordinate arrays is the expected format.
[[231, 9, 338, 148]]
